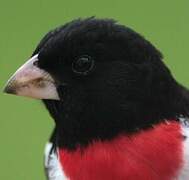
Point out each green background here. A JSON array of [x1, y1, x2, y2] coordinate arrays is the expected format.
[[0, 0, 189, 179]]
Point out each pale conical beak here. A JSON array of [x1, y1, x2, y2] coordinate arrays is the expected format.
[[3, 54, 60, 100]]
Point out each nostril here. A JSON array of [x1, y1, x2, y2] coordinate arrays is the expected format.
[[33, 61, 39, 66]]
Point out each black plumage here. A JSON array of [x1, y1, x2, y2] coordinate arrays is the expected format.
[[32, 17, 189, 150]]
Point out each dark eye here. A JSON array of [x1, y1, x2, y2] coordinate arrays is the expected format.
[[72, 55, 95, 75]]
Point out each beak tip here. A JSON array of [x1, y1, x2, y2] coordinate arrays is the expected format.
[[3, 85, 16, 94]]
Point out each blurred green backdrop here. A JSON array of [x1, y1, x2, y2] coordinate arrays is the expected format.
[[0, 0, 189, 179]]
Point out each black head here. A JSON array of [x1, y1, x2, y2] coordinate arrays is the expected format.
[[5, 18, 189, 150]]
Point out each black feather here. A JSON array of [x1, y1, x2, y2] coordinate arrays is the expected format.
[[33, 17, 189, 150]]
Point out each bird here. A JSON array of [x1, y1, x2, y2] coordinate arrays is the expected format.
[[4, 17, 189, 180]]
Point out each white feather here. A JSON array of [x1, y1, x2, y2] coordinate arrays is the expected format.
[[178, 117, 189, 180], [44, 143, 68, 180]]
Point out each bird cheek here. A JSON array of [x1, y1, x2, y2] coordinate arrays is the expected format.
[[3, 54, 60, 100]]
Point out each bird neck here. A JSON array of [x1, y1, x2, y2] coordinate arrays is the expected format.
[[43, 84, 189, 150]]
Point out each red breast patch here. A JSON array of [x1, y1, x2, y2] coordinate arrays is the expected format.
[[59, 121, 183, 180]]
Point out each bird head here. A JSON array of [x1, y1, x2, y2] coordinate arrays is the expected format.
[[4, 18, 189, 149]]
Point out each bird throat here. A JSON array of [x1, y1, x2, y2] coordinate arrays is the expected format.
[[43, 89, 189, 150]]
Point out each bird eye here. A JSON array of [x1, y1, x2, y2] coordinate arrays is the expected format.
[[72, 55, 95, 75]]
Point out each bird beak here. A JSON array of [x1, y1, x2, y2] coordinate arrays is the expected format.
[[3, 54, 60, 100]]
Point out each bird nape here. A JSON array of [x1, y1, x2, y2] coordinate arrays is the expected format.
[[4, 17, 189, 180]]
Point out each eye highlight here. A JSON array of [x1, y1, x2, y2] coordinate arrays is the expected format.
[[72, 55, 95, 75]]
